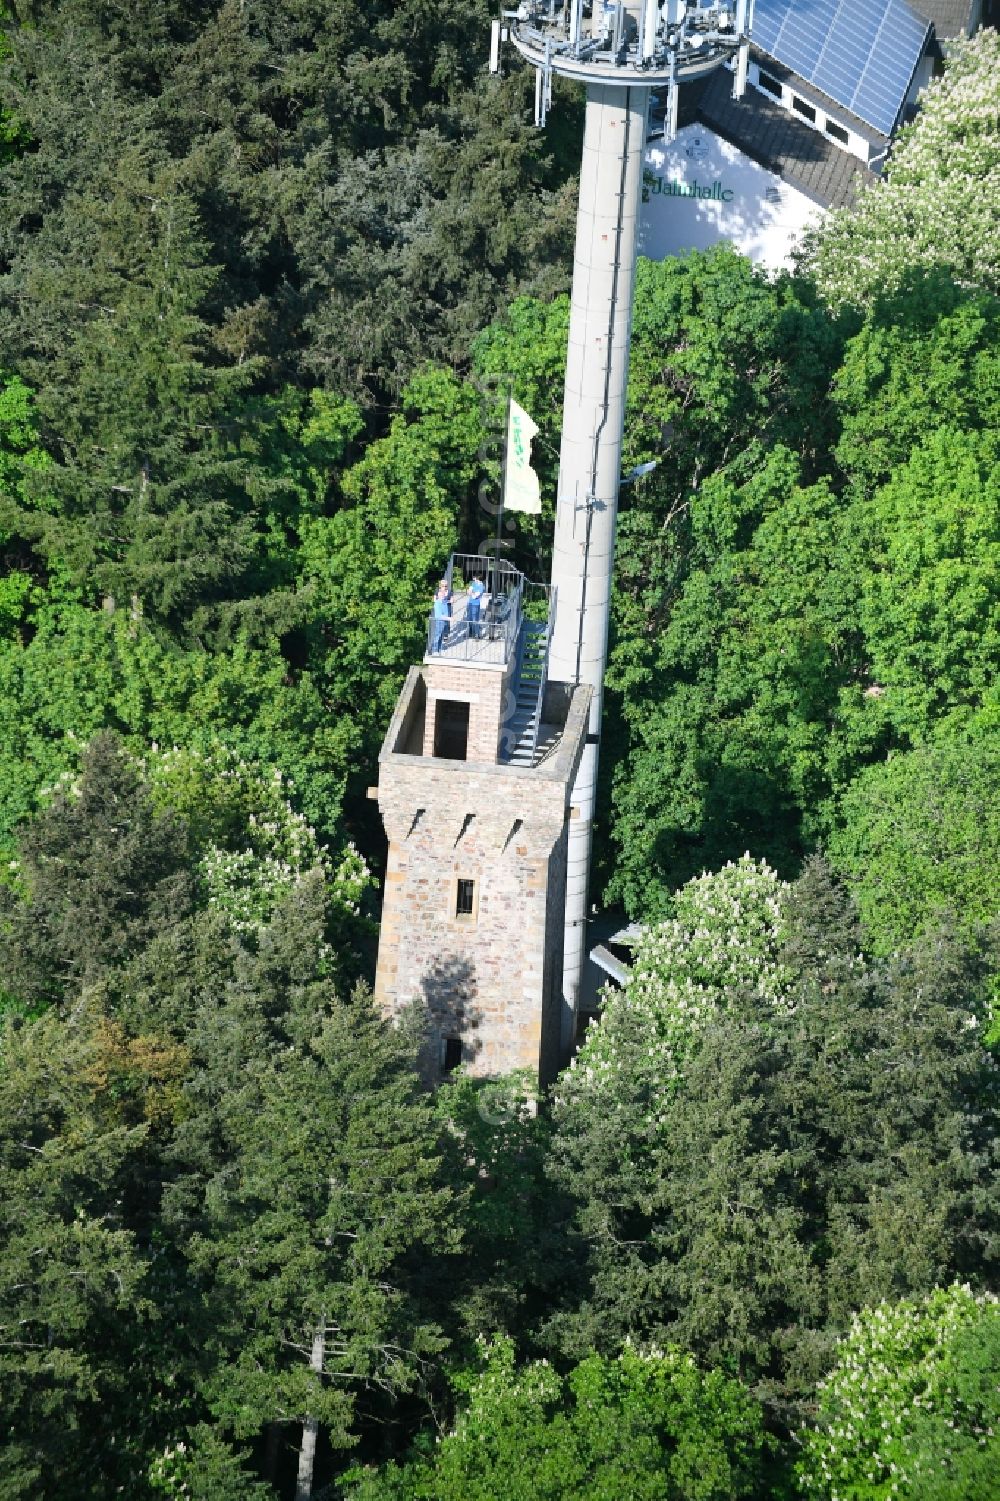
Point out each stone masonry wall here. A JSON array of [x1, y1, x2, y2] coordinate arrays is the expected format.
[[377, 817, 551, 1078], [373, 678, 591, 1083], [420, 658, 515, 764]]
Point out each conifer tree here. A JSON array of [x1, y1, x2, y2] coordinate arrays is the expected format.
[[548, 860, 1000, 1421], [0, 733, 193, 1013], [181, 987, 459, 1497], [0, 1011, 151, 1498]]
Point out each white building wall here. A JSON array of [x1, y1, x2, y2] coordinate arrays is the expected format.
[[639, 125, 826, 272]]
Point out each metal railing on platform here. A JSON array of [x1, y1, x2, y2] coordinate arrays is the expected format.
[[426, 553, 525, 664]]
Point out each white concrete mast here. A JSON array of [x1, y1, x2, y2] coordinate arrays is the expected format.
[[498, 1, 753, 1052], [547, 79, 648, 1055]]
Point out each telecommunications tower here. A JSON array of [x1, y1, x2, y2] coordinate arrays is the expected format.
[[494, 1, 753, 1049]]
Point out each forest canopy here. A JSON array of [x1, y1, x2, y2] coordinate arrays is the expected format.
[[1, 6, 998, 1498]]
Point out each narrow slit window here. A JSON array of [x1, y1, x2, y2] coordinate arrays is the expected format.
[[456, 878, 475, 917], [825, 118, 849, 145], [792, 95, 816, 123], [757, 70, 782, 98], [443, 1037, 463, 1073]]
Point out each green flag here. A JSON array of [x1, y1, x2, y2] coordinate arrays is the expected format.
[[503, 399, 542, 514]]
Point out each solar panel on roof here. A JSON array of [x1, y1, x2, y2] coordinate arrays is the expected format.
[[750, 0, 932, 137]]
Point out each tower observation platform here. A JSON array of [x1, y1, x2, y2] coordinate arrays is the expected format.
[[422, 553, 560, 765]]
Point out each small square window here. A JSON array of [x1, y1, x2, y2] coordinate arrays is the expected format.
[[443, 1037, 463, 1073], [456, 878, 475, 917], [792, 95, 816, 124]]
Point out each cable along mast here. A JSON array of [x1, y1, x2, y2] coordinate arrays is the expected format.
[[493, 2, 752, 1053]]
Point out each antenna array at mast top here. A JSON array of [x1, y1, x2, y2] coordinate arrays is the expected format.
[[495, 0, 752, 125]]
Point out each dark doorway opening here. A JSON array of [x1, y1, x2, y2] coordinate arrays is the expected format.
[[443, 1036, 463, 1073], [434, 699, 470, 760]]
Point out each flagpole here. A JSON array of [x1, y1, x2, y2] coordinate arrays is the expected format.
[[496, 385, 512, 587]]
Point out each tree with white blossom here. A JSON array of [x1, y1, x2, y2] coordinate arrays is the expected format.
[[560, 855, 792, 1122], [796, 1284, 1000, 1501], [803, 29, 1000, 308], [144, 743, 369, 935], [547, 859, 1000, 1419]]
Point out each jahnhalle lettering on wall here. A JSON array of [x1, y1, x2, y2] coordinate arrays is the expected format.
[[642, 172, 735, 202]]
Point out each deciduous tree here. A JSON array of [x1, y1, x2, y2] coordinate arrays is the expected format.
[[828, 739, 1000, 955], [804, 30, 1000, 307], [346, 1336, 764, 1501], [796, 1286, 1000, 1501]]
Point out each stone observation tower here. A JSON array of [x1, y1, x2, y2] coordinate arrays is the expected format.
[[373, 555, 591, 1084], [372, 3, 750, 1083]]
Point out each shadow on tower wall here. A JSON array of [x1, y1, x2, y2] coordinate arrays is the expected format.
[[411, 953, 481, 1083]]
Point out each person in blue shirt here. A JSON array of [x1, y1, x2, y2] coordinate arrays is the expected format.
[[432, 580, 451, 653], [466, 573, 486, 639]]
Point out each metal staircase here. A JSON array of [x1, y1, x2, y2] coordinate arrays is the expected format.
[[504, 590, 555, 765]]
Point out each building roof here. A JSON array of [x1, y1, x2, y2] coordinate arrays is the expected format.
[[907, 0, 978, 36], [748, 52, 889, 147], [750, 0, 932, 137], [589, 944, 632, 986], [680, 69, 876, 211]]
